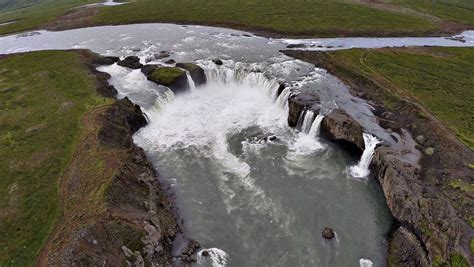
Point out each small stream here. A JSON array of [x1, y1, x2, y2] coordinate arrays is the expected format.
[[1, 23, 473, 266]]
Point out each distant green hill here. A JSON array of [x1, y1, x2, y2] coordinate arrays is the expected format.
[[0, 0, 48, 12]]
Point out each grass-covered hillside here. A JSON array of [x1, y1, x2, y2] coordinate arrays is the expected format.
[[1, 0, 474, 37], [0, 51, 110, 266]]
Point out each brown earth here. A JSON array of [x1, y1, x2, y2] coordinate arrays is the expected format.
[[282, 49, 474, 266], [36, 51, 180, 266]]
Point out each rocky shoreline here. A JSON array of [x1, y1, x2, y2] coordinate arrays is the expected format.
[[283, 50, 473, 266], [38, 51, 195, 266]]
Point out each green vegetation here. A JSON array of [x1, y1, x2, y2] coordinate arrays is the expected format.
[[149, 67, 185, 85], [94, 0, 436, 37], [0, 0, 98, 35], [449, 253, 469, 267], [324, 47, 474, 149], [0, 51, 108, 266], [394, 0, 474, 25], [2, 0, 474, 37]]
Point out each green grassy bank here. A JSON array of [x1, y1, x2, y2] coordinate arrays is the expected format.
[[316, 47, 474, 150], [0, 51, 108, 266], [1, 0, 474, 37]]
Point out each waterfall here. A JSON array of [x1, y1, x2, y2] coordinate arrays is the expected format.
[[276, 88, 292, 109], [301, 110, 314, 134], [308, 114, 324, 138], [185, 71, 197, 91], [349, 133, 380, 178]]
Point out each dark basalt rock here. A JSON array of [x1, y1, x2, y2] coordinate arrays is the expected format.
[[277, 83, 286, 97], [181, 240, 201, 262], [176, 62, 207, 86], [201, 250, 210, 257], [371, 146, 469, 265], [388, 227, 429, 267], [286, 43, 306, 49], [141, 64, 160, 76], [146, 67, 189, 93], [98, 97, 147, 148], [213, 59, 223, 65], [322, 227, 335, 239], [320, 109, 365, 153], [117, 56, 143, 69], [288, 91, 321, 127], [164, 59, 176, 65]]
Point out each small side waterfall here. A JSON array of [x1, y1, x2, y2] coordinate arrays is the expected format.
[[349, 133, 380, 178], [185, 71, 197, 91], [308, 114, 324, 138], [276, 88, 292, 110], [301, 110, 314, 134]]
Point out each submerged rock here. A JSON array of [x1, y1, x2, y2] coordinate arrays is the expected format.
[[322, 227, 335, 239], [320, 109, 365, 153], [146, 67, 189, 93], [288, 91, 321, 127], [176, 62, 207, 86], [286, 43, 306, 49], [201, 250, 209, 257], [117, 56, 143, 69], [213, 59, 223, 65]]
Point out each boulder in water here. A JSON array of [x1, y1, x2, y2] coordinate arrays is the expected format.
[[288, 91, 321, 127], [146, 67, 189, 93], [176, 62, 207, 86], [164, 59, 176, 64], [322, 227, 335, 239], [141, 64, 160, 76], [213, 59, 223, 65], [117, 56, 143, 69], [201, 250, 210, 257], [286, 43, 306, 49]]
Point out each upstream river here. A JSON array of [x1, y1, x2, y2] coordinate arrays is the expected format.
[[1, 24, 473, 266]]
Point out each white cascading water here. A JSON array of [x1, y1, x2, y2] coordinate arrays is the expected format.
[[300, 110, 314, 134], [309, 114, 324, 138], [197, 248, 229, 267], [185, 71, 197, 91], [359, 258, 373, 267], [348, 133, 380, 178]]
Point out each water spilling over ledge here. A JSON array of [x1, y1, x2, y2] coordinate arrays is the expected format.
[[2, 23, 463, 266]]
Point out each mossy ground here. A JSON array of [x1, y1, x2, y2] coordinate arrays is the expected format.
[[0, 51, 110, 266], [149, 67, 185, 85]]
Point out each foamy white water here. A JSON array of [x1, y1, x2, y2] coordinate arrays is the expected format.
[[349, 133, 380, 178], [301, 110, 315, 134], [197, 248, 230, 267], [309, 114, 324, 138]]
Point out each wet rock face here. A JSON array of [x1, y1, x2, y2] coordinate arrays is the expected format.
[[322, 227, 335, 240], [320, 109, 365, 153], [372, 146, 469, 265], [287, 91, 321, 127], [145, 66, 189, 93], [213, 59, 223, 65], [388, 227, 429, 267], [98, 97, 147, 148], [117, 56, 143, 69], [176, 62, 207, 86]]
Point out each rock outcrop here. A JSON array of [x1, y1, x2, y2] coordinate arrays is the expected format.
[[176, 62, 207, 86], [145, 66, 189, 93], [287, 90, 321, 127], [98, 97, 147, 149], [320, 109, 365, 152], [118, 56, 143, 69]]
